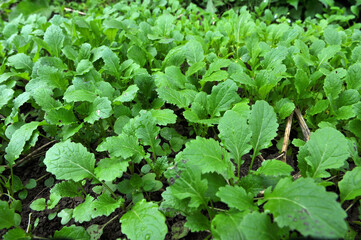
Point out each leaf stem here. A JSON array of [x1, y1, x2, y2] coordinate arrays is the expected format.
[[249, 152, 257, 171]]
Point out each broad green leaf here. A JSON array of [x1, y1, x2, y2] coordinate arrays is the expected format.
[[307, 100, 329, 116], [156, 87, 190, 108], [200, 70, 228, 84], [120, 200, 167, 240], [135, 110, 160, 148], [97, 134, 144, 159], [186, 61, 206, 76], [346, 63, 361, 90], [0, 85, 14, 109], [58, 209, 73, 225], [44, 140, 95, 181], [114, 84, 139, 103], [298, 127, 349, 178], [255, 160, 293, 176], [127, 45, 146, 67], [182, 137, 233, 176], [92, 193, 124, 218], [160, 187, 192, 216], [5, 121, 40, 165], [339, 167, 361, 202], [317, 45, 341, 66], [207, 79, 239, 118], [7, 53, 33, 72], [263, 178, 347, 239], [37, 65, 68, 91], [0, 201, 19, 229], [324, 26, 341, 45], [216, 185, 256, 211], [261, 46, 288, 69], [44, 25, 65, 57], [351, 45, 361, 62], [184, 39, 204, 65], [94, 157, 129, 182], [249, 101, 278, 156], [30, 198, 46, 211], [63, 89, 97, 103], [54, 226, 90, 240], [211, 212, 245, 240], [294, 69, 309, 97], [102, 47, 120, 78], [240, 212, 282, 240], [170, 164, 208, 208], [50, 180, 82, 198], [218, 110, 251, 169], [185, 212, 210, 232], [3, 228, 29, 240], [76, 59, 93, 75], [45, 107, 77, 126], [324, 72, 342, 100], [31, 87, 62, 111], [84, 97, 113, 124], [274, 98, 295, 119], [73, 195, 95, 223], [150, 109, 177, 126]]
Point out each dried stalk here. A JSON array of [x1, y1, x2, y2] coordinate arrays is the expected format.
[[64, 7, 86, 16], [281, 111, 294, 162], [294, 108, 310, 141]]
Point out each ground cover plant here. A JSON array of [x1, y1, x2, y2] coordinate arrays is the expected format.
[[1, 0, 361, 239]]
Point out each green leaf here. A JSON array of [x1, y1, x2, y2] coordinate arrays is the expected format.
[[218, 110, 251, 169], [0, 85, 14, 110], [249, 100, 279, 156], [84, 97, 113, 124], [298, 127, 349, 178], [263, 178, 347, 239], [184, 40, 204, 65], [44, 140, 95, 181], [135, 110, 160, 148], [7, 53, 33, 72], [185, 212, 210, 232], [102, 47, 120, 78], [346, 63, 361, 90], [92, 193, 124, 218], [207, 79, 239, 118], [170, 164, 208, 208], [30, 198, 46, 211], [73, 195, 95, 223], [156, 87, 191, 108], [44, 25, 65, 57], [186, 61, 206, 76], [307, 100, 329, 116], [31, 87, 62, 111], [240, 212, 282, 240], [97, 134, 144, 159], [114, 84, 139, 103], [54, 226, 90, 240], [182, 137, 233, 176], [36, 65, 68, 91], [3, 228, 29, 240], [50, 180, 82, 198], [211, 212, 245, 240], [94, 157, 129, 182], [216, 185, 256, 211], [294, 69, 309, 97], [76, 59, 93, 75], [150, 109, 177, 126], [339, 167, 361, 203], [255, 160, 293, 176], [63, 89, 97, 103], [317, 45, 340, 66], [45, 107, 77, 126], [120, 200, 167, 240], [127, 45, 146, 67], [324, 72, 342, 100], [274, 98, 295, 119], [5, 121, 40, 165], [58, 209, 73, 225], [324, 26, 341, 45], [200, 70, 228, 84], [0, 201, 19, 229]]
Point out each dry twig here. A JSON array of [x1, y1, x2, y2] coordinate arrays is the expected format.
[[281, 111, 294, 162], [64, 7, 86, 16]]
